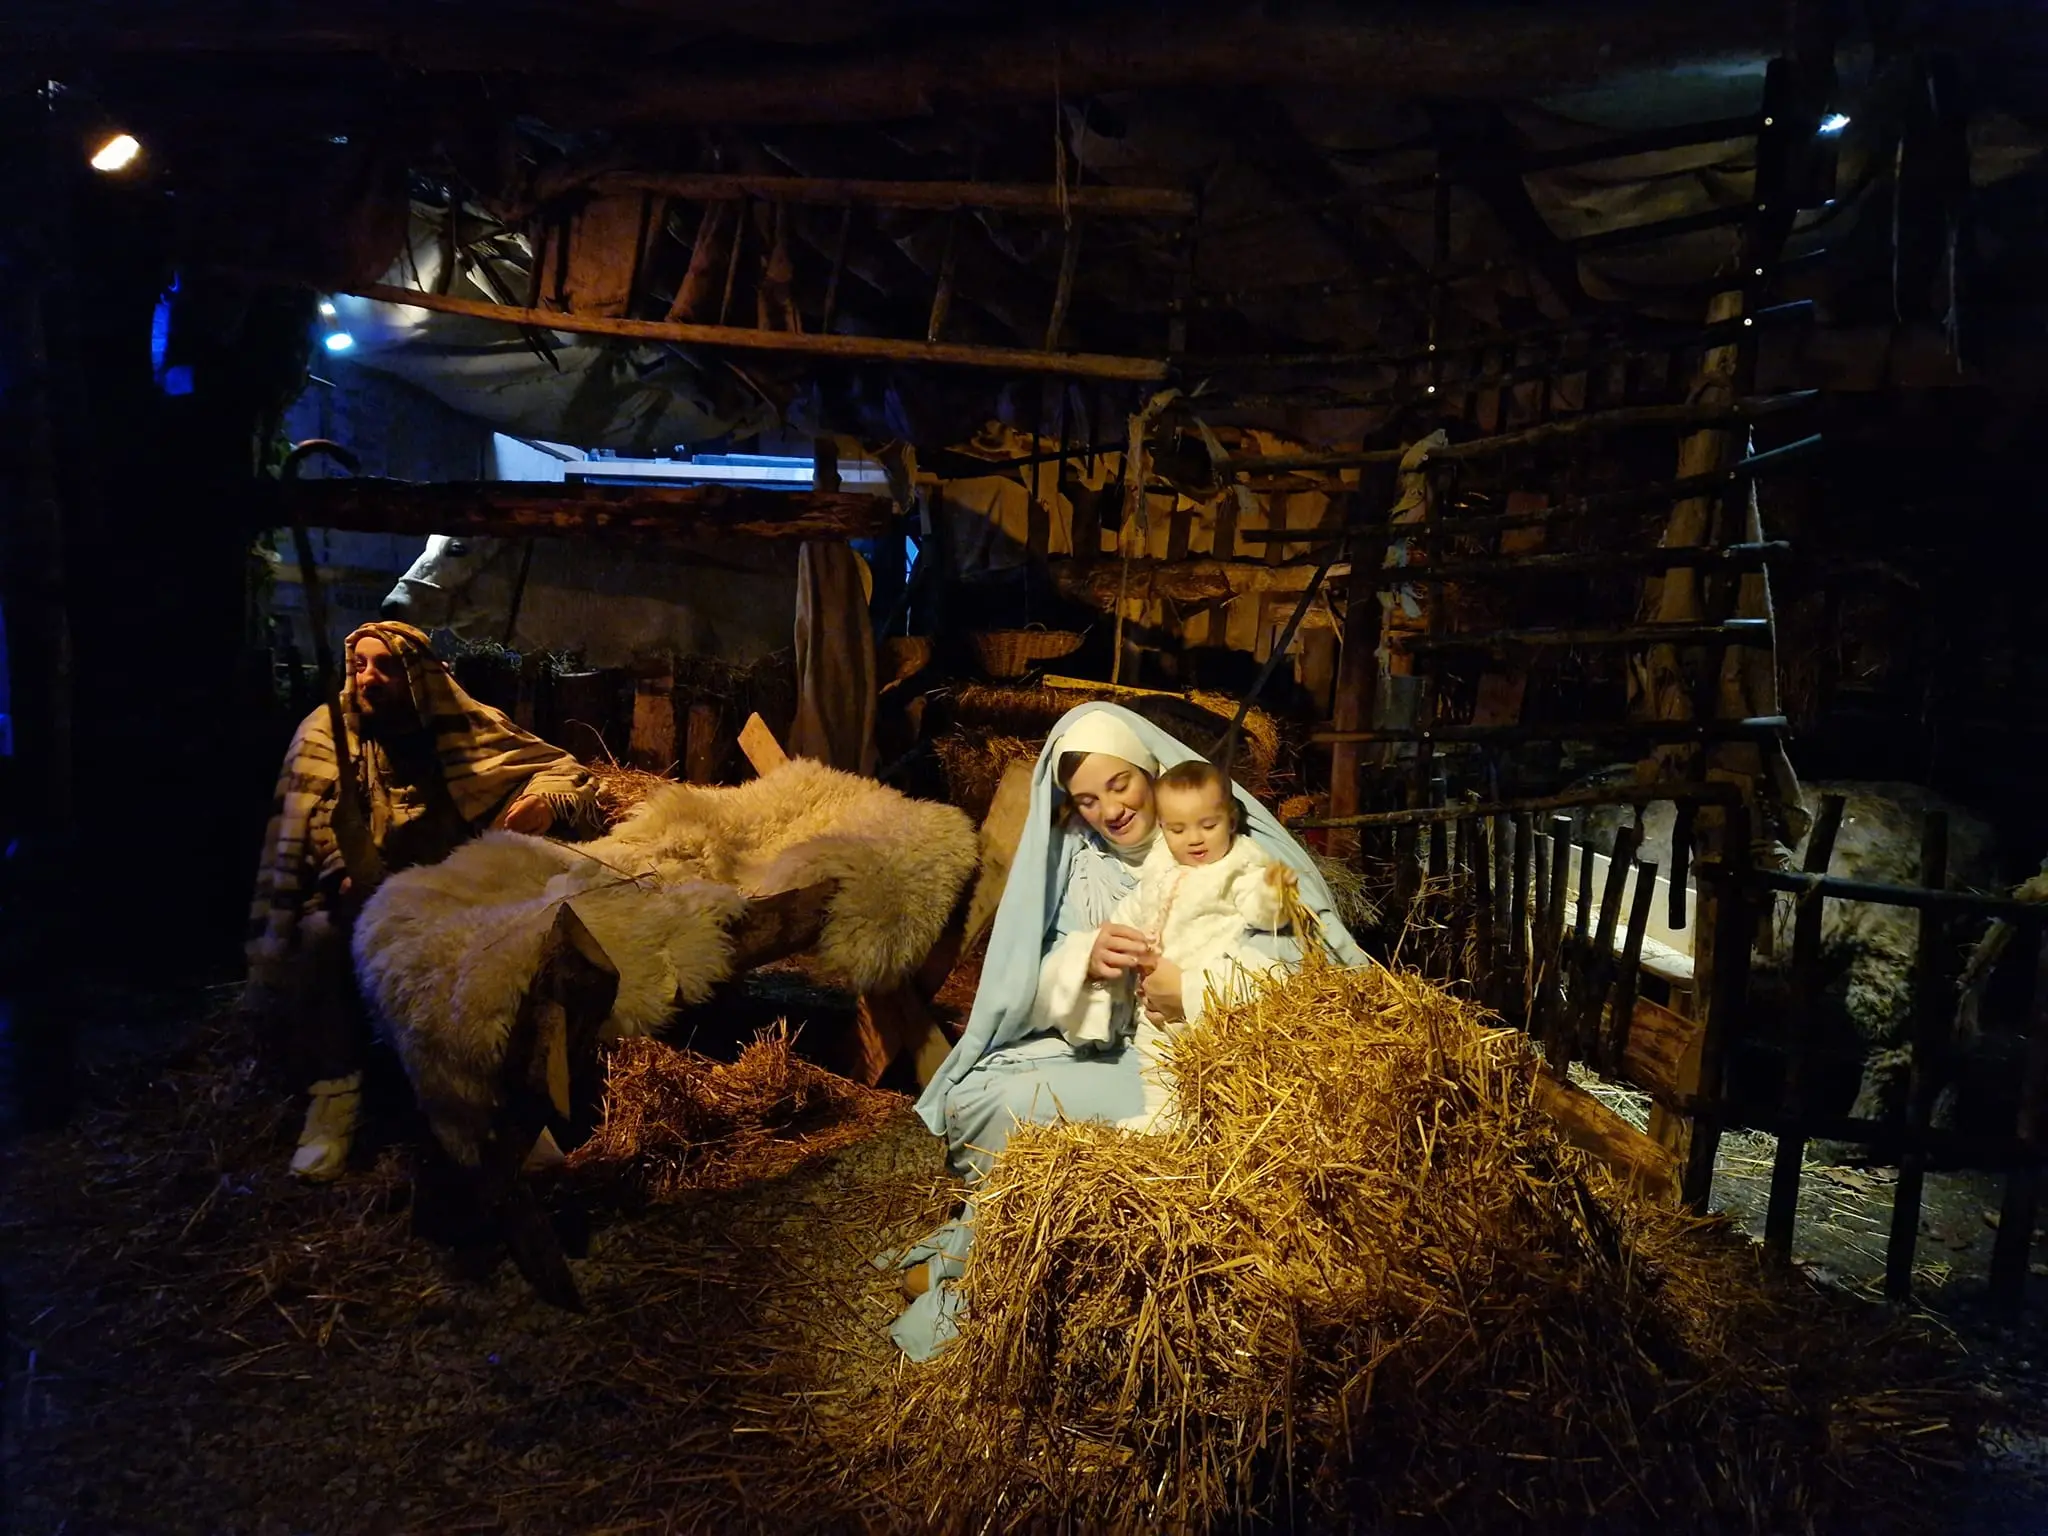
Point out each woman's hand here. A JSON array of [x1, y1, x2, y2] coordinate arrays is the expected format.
[[1140, 956, 1186, 1025], [1087, 923, 1154, 983]]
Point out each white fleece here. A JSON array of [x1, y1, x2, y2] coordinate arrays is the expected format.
[[354, 758, 977, 1163]]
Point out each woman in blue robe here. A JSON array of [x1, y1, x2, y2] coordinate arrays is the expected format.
[[888, 703, 1366, 1358]]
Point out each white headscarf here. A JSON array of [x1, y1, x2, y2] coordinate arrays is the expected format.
[[1052, 710, 1160, 781]]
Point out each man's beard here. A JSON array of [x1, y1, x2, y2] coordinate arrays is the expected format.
[[355, 701, 420, 738]]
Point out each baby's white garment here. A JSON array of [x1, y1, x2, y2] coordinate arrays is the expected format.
[[1063, 833, 1293, 1131]]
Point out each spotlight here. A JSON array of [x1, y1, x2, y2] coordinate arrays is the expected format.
[[1818, 113, 1851, 136], [89, 132, 140, 172], [318, 300, 337, 317], [323, 332, 355, 354]]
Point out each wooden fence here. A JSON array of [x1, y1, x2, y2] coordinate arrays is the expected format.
[[1296, 785, 2048, 1308]]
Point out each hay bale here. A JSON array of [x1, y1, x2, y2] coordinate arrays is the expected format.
[[939, 683, 1283, 811], [569, 1030, 902, 1199], [870, 965, 1976, 1532], [931, 731, 1041, 823]]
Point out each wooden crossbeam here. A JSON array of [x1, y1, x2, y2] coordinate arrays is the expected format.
[[340, 282, 1171, 381], [244, 478, 891, 545], [577, 171, 1194, 218]]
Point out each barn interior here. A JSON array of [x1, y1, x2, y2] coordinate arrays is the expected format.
[[8, 1, 2048, 1529]]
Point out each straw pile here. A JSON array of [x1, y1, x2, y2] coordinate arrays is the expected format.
[[867, 964, 1978, 1533], [568, 1029, 903, 1199]]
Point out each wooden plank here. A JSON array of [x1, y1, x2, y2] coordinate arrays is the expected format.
[[339, 282, 1171, 381], [1605, 859, 1658, 1070], [579, 170, 1195, 218], [1531, 1070, 1679, 1200], [1623, 994, 1706, 1105], [252, 477, 891, 545], [737, 712, 790, 776]]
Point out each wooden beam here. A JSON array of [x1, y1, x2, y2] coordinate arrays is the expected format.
[[1218, 394, 1817, 473], [340, 282, 1170, 381], [247, 478, 892, 545], [578, 171, 1194, 219], [1530, 1070, 1679, 1199]]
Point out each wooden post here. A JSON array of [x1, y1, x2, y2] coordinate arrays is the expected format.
[[1886, 810, 1953, 1300], [1680, 802, 1754, 1211], [684, 703, 722, 784], [1325, 544, 1379, 859], [628, 668, 677, 772], [1763, 791, 1847, 1263], [1989, 931, 2048, 1308]]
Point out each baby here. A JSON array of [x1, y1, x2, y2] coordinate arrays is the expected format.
[[1061, 759, 1295, 1131]]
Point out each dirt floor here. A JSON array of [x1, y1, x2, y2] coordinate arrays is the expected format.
[[9, 981, 2048, 1533], [1, 978, 952, 1534]]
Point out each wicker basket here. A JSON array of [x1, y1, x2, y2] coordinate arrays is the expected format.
[[970, 627, 1084, 679]]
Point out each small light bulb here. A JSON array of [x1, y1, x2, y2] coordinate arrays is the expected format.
[[1425, 383, 1437, 394], [323, 331, 355, 353], [90, 133, 140, 172], [1742, 317, 1754, 327], [318, 300, 337, 317]]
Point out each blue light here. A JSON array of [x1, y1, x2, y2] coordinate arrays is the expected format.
[[323, 331, 355, 354], [150, 272, 184, 394], [1819, 113, 1851, 135]]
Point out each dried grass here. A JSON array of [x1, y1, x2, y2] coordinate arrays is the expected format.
[[863, 964, 1982, 1533], [588, 758, 677, 823], [569, 1029, 904, 1199]]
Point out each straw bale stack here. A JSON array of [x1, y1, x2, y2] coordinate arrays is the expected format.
[[870, 965, 1975, 1533]]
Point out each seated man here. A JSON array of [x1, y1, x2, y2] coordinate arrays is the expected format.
[[242, 620, 602, 1180]]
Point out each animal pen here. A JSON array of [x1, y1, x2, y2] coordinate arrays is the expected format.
[[8, 5, 2048, 1532]]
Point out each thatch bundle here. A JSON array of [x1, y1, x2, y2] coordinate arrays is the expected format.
[[869, 965, 1974, 1533], [569, 1030, 902, 1199]]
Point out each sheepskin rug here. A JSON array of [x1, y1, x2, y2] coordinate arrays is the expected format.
[[354, 759, 978, 1161]]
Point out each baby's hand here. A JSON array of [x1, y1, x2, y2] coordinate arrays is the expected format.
[[1264, 864, 1298, 899]]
